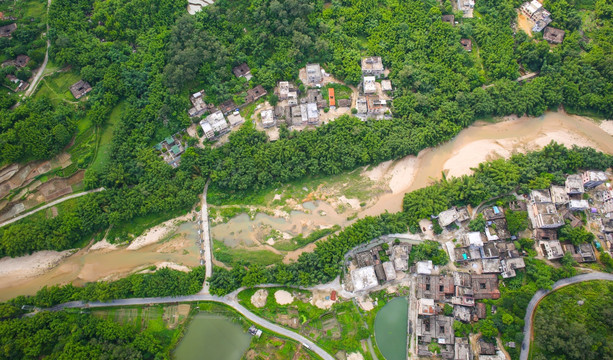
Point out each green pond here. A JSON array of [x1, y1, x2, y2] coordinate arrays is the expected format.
[[374, 297, 408, 360], [173, 312, 252, 360]]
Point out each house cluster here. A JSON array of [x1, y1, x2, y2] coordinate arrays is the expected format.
[[357, 57, 392, 120], [199, 108, 244, 140], [457, 0, 475, 18], [69, 80, 92, 99], [0, 23, 17, 37], [154, 134, 185, 168], [347, 242, 411, 292], [530, 170, 611, 262], [416, 270, 502, 359], [520, 0, 552, 32]]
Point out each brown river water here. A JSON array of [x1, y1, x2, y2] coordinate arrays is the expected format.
[[1, 111, 611, 301]]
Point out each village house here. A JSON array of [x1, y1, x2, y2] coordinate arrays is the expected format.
[[366, 95, 387, 116], [569, 199, 589, 211], [356, 96, 368, 114], [260, 109, 275, 128], [458, 0, 475, 17], [471, 274, 500, 300], [306, 89, 325, 108], [484, 206, 505, 220], [538, 236, 564, 260], [530, 189, 564, 229], [327, 87, 336, 109], [306, 103, 319, 125], [363, 76, 377, 94], [454, 305, 472, 322], [418, 298, 436, 316], [15, 54, 29, 67], [155, 135, 185, 168], [438, 208, 460, 227], [277, 81, 290, 100], [188, 90, 212, 117], [69, 80, 92, 99], [232, 63, 252, 80], [391, 243, 410, 271], [565, 174, 585, 195], [550, 185, 570, 205], [417, 315, 455, 358], [563, 242, 596, 263], [543, 26, 565, 44], [500, 257, 526, 278], [361, 56, 384, 77], [442, 14, 455, 26], [245, 85, 267, 103], [219, 100, 237, 115], [290, 105, 306, 125], [199, 121, 214, 139], [520, 0, 552, 32], [455, 338, 471, 360], [583, 170, 607, 188], [226, 111, 244, 127], [381, 79, 392, 92], [337, 98, 351, 107], [382, 262, 396, 281], [205, 111, 230, 135], [416, 275, 455, 301], [350, 266, 378, 292], [0, 23, 17, 37], [306, 63, 323, 85], [460, 38, 472, 51]]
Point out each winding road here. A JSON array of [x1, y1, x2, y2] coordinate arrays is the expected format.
[[519, 272, 613, 360], [0, 187, 105, 228], [48, 289, 335, 360]]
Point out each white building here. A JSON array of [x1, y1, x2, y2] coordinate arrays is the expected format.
[[260, 109, 275, 128], [363, 76, 377, 94], [351, 266, 378, 292], [199, 121, 214, 139], [227, 111, 244, 127], [361, 57, 384, 77], [583, 171, 607, 188], [306, 63, 323, 85], [306, 103, 319, 124], [206, 111, 229, 134]]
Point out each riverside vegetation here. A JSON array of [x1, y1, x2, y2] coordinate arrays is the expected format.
[[1, 0, 613, 258]]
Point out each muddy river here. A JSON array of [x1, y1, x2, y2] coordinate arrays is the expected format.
[[1, 111, 611, 300]]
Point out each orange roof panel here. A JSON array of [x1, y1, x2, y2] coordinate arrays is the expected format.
[[328, 87, 335, 107]]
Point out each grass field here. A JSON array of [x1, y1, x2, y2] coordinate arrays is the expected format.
[[213, 239, 284, 266], [106, 207, 190, 243], [34, 71, 82, 104], [90, 101, 125, 172], [23, 0, 46, 18], [208, 167, 380, 207]]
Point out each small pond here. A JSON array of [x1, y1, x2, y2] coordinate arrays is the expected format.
[[374, 297, 408, 360], [173, 312, 251, 360]]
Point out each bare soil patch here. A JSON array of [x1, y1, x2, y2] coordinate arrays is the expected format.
[[274, 289, 295, 305], [251, 289, 268, 308]]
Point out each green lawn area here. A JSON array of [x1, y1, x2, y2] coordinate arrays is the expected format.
[[34, 71, 82, 104], [322, 83, 353, 100], [237, 287, 380, 359], [23, 0, 46, 18], [213, 239, 284, 266], [106, 207, 190, 243], [90, 101, 124, 172]]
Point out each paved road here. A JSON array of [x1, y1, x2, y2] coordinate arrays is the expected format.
[[199, 181, 213, 292], [0, 187, 105, 228], [25, 0, 52, 97], [520, 272, 613, 360], [49, 291, 335, 360]]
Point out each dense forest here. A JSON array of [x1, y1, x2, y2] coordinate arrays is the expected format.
[[531, 281, 613, 360], [0, 311, 174, 359], [1, 0, 612, 258]]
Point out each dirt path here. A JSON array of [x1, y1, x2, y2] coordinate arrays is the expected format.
[[0, 187, 105, 228], [25, 0, 52, 97]]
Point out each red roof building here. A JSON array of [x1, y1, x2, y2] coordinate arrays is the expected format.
[[328, 88, 336, 107]]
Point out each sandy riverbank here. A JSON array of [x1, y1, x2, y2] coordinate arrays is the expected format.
[[127, 212, 194, 250], [0, 250, 75, 281]]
